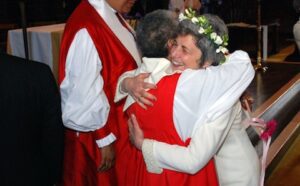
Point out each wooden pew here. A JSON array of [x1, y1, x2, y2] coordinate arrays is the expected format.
[[246, 63, 300, 185]]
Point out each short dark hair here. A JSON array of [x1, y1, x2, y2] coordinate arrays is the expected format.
[[136, 10, 178, 58]]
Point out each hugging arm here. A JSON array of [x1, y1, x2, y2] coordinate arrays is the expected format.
[[128, 108, 235, 174], [132, 51, 255, 174], [142, 104, 239, 174], [114, 70, 157, 109]]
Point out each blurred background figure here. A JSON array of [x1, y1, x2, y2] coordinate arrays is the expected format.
[[184, 0, 202, 13], [201, 0, 223, 14], [126, 0, 145, 18], [169, 0, 185, 15], [142, 0, 169, 14], [293, 0, 300, 53]]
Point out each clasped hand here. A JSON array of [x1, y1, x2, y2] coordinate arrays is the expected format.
[[122, 73, 157, 109], [97, 143, 115, 172], [128, 114, 144, 150]]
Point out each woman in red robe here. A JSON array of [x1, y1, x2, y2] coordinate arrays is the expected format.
[[116, 10, 219, 186]]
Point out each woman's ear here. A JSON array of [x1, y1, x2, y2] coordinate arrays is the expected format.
[[167, 39, 175, 49]]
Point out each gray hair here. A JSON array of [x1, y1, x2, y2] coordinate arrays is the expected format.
[[136, 10, 179, 58], [178, 14, 228, 67]]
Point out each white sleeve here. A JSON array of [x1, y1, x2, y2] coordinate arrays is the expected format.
[[60, 29, 111, 133], [173, 50, 255, 140], [143, 104, 237, 174], [114, 69, 136, 103]]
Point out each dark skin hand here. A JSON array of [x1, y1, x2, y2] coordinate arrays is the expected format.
[[97, 143, 115, 172]]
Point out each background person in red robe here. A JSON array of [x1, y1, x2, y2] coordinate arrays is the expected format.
[[58, 0, 145, 185]]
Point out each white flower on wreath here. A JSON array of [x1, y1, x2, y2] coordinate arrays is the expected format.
[[185, 9, 191, 16], [179, 13, 187, 21], [214, 36, 223, 45], [179, 8, 230, 61], [191, 17, 198, 23], [198, 27, 205, 34], [210, 32, 217, 40], [216, 46, 228, 54]]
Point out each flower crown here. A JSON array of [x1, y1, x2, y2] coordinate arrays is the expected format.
[[178, 9, 229, 56]]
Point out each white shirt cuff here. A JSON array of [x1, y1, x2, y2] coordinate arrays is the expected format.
[[96, 133, 116, 147], [142, 139, 163, 174], [114, 70, 136, 103]]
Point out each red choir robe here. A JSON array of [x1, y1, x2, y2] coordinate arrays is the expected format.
[[126, 74, 219, 186], [59, 1, 137, 185]]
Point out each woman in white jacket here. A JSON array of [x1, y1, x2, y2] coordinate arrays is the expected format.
[[127, 10, 260, 186]]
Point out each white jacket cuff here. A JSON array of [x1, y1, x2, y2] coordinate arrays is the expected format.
[[142, 139, 163, 174], [114, 70, 136, 103]]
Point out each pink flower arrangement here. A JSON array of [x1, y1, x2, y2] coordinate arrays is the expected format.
[[260, 119, 277, 141]]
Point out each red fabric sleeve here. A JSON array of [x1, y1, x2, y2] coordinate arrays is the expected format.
[[92, 123, 112, 140]]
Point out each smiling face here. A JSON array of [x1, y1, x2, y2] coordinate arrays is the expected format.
[[169, 34, 202, 71], [106, 0, 136, 14]]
